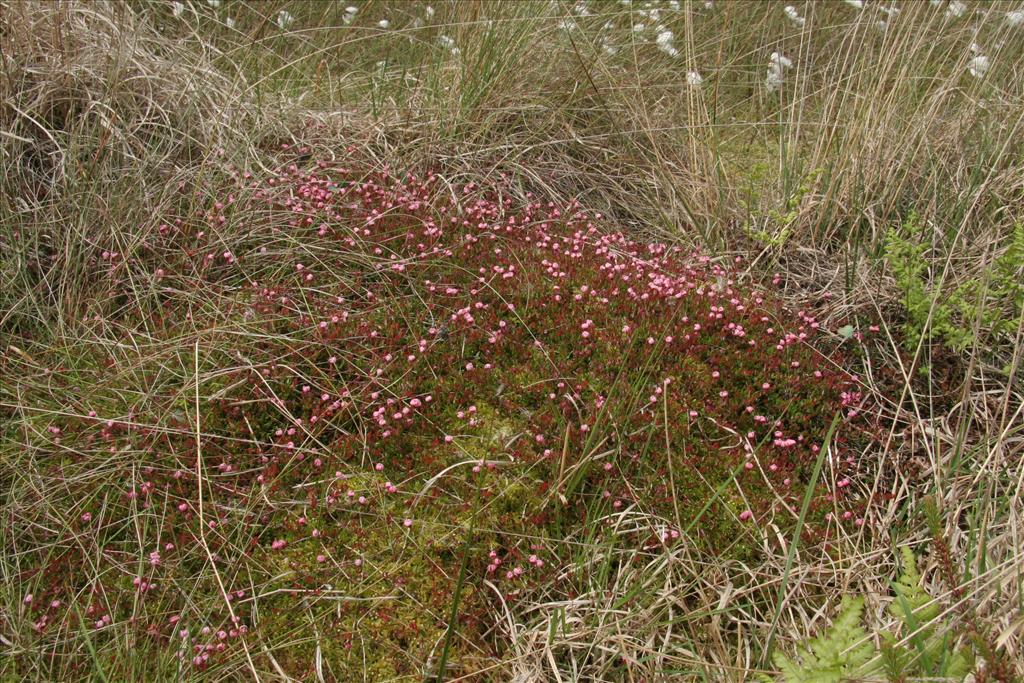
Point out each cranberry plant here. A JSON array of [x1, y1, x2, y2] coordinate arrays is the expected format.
[[4, 150, 877, 679]]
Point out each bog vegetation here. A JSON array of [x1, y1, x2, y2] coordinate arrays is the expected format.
[[1, 1, 1022, 681]]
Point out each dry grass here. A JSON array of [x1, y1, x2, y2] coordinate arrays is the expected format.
[[2, 1, 1022, 680]]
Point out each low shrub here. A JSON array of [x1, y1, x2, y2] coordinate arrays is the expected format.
[[885, 215, 1024, 368], [7, 150, 878, 678]]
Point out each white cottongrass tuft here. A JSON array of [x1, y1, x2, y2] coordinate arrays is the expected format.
[[171, 1, 185, 18], [225, 16, 235, 29], [968, 54, 990, 78], [378, 19, 390, 29], [843, 0, 864, 9], [766, 52, 793, 92], [783, 5, 806, 27], [276, 10, 294, 30], [438, 34, 460, 56], [1007, 10, 1024, 27], [686, 71, 703, 87], [656, 29, 680, 58], [206, 0, 221, 8], [425, 6, 435, 19], [945, 1, 966, 18]]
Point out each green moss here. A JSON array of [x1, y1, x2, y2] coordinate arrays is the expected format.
[[250, 531, 481, 679]]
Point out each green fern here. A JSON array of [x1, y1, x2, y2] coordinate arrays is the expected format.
[[770, 549, 974, 682], [881, 548, 973, 681], [889, 546, 938, 623], [770, 597, 877, 682]]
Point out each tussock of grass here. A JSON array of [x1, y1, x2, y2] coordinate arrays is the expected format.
[[2, 1, 1022, 680]]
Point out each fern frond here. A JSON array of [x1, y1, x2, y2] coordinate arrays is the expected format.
[[890, 546, 940, 625], [887, 547, 974, 681], [772, 597, 877, 682]]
